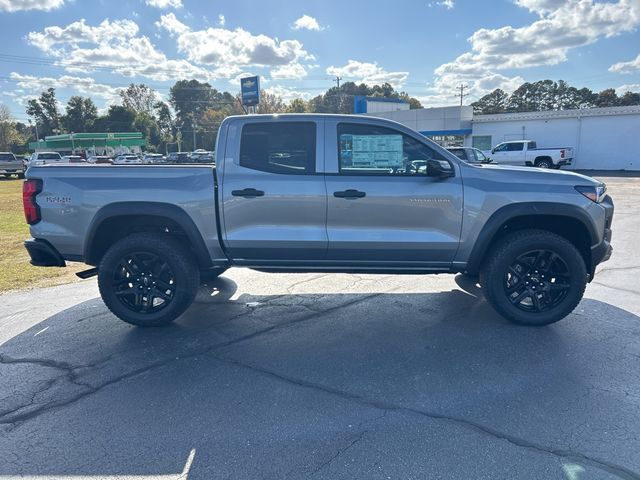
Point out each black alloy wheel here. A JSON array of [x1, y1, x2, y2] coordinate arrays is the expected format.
[[98, 233, 199, 326], [113, 252, 176, 314], [505, 249, 571, 313]]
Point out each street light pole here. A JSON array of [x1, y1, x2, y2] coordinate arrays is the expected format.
[[192, 122, 197, 151]]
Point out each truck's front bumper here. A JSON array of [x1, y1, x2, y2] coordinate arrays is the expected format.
[[24, 238, 66, 267], [590, 195, 614, 277]]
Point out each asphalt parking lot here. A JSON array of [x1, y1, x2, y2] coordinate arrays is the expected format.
[[0, 175, 639, 480]]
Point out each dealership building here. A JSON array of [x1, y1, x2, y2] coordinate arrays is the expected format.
[[359, 97, 640, 170], [29, 132, 146, 156]]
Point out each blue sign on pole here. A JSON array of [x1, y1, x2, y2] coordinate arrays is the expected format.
[[240, 76, 260, 107]]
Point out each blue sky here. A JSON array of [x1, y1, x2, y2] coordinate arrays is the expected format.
[[1, 0, 639, 122]]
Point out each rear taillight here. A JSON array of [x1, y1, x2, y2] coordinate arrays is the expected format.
[[23, 179, 42, 225]]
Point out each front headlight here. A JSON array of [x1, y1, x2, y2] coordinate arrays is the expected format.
[[575, 184, 606, 203]]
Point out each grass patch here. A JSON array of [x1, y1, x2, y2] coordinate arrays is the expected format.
[[0, 178, 83, 293]]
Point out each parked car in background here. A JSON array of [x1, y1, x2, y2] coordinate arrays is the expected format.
[[0, 152, 25, 178], [63, 155, 86, 164], [190, 151, 215, 163], [87, 155, 113, 164], [143, 153, 166, 164], [447, 147, 494, 164], [28, 152, 65, 166], [491, 140, 573, 169], [113, 155, 143, 165], [166, 152, 190, 164]]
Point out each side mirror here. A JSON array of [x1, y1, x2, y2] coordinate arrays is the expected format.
[[491, 148, 495, 154], [427, 159, 454, 178]]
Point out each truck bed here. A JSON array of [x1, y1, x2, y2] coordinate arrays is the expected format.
[[26, 165, 226, 265]]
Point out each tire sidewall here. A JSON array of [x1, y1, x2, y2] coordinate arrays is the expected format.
[[484, 233, 587, 326], [98, 235, 198, 327], [536, 160, 552, 169]]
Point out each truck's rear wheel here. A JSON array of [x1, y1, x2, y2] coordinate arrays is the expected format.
[[480, 229, 587, 326], [98, 233, 199, 327], [534, 158, 552, 169]]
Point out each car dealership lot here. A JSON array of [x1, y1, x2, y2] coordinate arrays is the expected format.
[[0, 175, 638, 480]]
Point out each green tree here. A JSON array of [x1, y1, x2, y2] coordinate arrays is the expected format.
[[258, 90, 285, 114], [26, 88, 60, 136], [92, 105, 136, 132], [0, 104, 24, 151], [471, 89, 510, 114], [63, 96, 97, 133], [619, 91, 640, 106], [286, 98, 309, 113], [120, 84, 158, 117], [595, 88, 620, 107]]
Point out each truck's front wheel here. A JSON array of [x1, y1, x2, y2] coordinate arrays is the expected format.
[[98, 233, 199, 327], [480, 229, 587, 326]]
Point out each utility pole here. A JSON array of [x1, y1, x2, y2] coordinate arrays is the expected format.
[[455, 84, 469, 106], [192, 122, 197, 151], [334, 76, 342, 89]]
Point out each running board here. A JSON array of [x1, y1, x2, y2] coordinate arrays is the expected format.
[[76, 268, 98, 279]]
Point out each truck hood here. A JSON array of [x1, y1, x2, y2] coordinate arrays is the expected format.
[[476, 164, 603, 187]]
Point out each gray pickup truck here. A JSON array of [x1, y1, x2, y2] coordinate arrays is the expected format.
[[23, 114, 613, 328]]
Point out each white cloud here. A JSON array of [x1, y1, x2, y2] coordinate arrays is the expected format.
[[271, 63, 308, 80], [265, 85, 314, 103], [218, 14, 225, 27], [156, 13, 315, 79], [145, 0, 182, 9], [155, 12, 189, 36], [27, 18, 215, 82], [0, 0, 64, 12], [428, 0, 454, 9], [616, 83, 640, 94], [27, 19, 139, 53], [10, 72, 123, 106], [426, 0, 640, 105], [609, 54, 640, 73], [326, 60, 409, 88], [292, 15, 323, 31]]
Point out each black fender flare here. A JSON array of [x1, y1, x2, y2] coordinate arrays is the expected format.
[[84, 202, 213, 268], [465, 202, 598, 274]]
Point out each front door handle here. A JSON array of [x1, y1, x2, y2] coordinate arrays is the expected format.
[[232, 188, 265, 198], [334, 189, 366, 199]]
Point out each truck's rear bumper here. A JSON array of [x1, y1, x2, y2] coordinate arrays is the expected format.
[[24, 238, 66, 267]]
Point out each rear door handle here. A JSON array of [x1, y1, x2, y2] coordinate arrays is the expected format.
[[333, 189, 366, 199], [232, 188, 265, 197]]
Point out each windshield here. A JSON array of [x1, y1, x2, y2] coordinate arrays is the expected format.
[[0, 153, 16, 160]]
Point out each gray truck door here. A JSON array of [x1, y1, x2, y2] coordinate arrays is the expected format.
[[324, 120, 463, 267], [220, 119, 327, 262]]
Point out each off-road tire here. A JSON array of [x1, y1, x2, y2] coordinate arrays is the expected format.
[[98, 233, 199, 327], [480, 229, 587, 326]]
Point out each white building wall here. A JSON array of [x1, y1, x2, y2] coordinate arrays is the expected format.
[[364, 104, 640, 170], [365, 100, 410, 113], [472, 107, 640, 170]]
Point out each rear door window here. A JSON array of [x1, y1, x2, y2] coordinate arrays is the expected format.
[[240, 122, 316, 174]]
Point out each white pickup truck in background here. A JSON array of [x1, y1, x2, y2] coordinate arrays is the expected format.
[[490, 140, 573, 169]]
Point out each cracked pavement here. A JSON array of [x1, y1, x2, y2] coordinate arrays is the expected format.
[[1, 176, 639, 479]]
